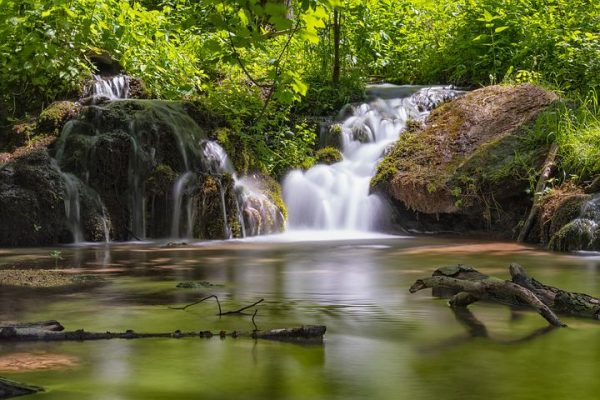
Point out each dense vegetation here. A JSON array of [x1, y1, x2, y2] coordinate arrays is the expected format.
[[0, 0, 598, 179]]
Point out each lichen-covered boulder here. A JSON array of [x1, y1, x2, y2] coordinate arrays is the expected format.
[[372, 84, 558, 236]]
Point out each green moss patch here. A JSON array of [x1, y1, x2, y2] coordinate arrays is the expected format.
[[315, 147, 343, 165]]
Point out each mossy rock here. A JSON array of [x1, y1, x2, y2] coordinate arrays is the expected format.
[[146, 164, 178, 196], [0, 150, 68, 246], [193, 174, 241, 239], [535, 187, 588, 245], [549, 219, 600, 252], [324, 123, 344, 150], [213, 127, 263, 175], [316, 147, 343, 165], [128, 77, 149, 99], [37, 101, 82, 137], [371, 84, 558, 235]]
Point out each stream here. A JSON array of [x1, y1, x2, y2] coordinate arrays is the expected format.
[[1, 236, 600, 399]]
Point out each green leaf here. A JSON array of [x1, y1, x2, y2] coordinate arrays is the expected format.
[[495, 26, 509, 33]]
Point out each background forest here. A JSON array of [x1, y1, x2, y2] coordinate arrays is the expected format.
[[1, 0, 599, 179]]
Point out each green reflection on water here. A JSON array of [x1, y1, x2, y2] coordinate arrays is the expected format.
[[1, 236, 600, 399]]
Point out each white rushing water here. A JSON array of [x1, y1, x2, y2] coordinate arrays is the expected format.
[[89, 74, 129, 101], [198, 140, 285, 239], [282, 86, 462, 233]]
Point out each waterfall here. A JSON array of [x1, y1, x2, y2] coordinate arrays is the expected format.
[[282, 86, 462, 232], [170, 171, 194, 238], [200, 140, 285, 237], [59, 170, 84, 243], [51, 97, 285, 243], [89, 74, 129, 101]]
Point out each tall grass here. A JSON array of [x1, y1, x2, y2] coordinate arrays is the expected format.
[[554, 89, 600, 181]]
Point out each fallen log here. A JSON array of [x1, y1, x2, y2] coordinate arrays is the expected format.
[[509, 263, 600, 319], [410, 263, 600, 326], [0, 377, 42, 399], [409, 274, 564, 327], [0, 324, 326, 343]]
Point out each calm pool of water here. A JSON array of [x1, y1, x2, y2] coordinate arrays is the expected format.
[[1, 235, 600, 400]]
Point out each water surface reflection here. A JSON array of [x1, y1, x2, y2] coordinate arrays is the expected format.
[[1, 236, 599, 399]]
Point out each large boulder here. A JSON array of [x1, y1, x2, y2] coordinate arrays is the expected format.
[[372, 84, 558, 236]]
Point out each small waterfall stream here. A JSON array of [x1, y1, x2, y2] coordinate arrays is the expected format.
[[88, 74, 129, 101], [170, 171, 194, 238], [283, 86, 462, 233]]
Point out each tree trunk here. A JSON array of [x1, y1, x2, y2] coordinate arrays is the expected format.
[[518, 142, 559, 242], [332, 8, 341, 86]]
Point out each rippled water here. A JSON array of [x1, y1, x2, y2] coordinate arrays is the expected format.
[[1, 236, 600, 400]]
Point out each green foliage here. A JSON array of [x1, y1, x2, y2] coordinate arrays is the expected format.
[[49, 249, 63, 268], [1, 0, 598, 181], [205, 72, 317, 177]]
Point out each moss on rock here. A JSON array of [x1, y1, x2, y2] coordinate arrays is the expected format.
[[37, 101, 82, 137], [316, 147, 343, 165], [0, 150, 68, 246]]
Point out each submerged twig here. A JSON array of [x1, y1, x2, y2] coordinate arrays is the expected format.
[[221, 299, 264, 315], [169, 295, 222, 314], [251, 309, 258, 332], [169, 295, 263, 316]]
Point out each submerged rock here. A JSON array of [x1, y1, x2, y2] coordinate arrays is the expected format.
[[372, 84, 558, 236]]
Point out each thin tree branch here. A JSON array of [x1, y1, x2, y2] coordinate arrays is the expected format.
[[169, 295, 263, 316], [168, 294, 222, 314], [251, 309, 258, 332], [221, 298, 264, 315]]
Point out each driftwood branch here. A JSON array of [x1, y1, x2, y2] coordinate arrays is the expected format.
[[221, 299, 264, 315], [412, 263, 600, 327], [518, 142, 559, 242], [509, 263, 600, 319], [409, 275, 564, 327]]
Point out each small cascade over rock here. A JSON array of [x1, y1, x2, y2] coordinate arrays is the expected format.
[[282, 86, 462, 232], [550, 193, 600, 251], [201, 140, 286, 238], [86, 75, 130, 102], [39, 98, 286, 244]]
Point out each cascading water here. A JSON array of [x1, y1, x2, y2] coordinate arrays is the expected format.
[[551, 193, 600, 251], [88, 74, 129, 101], [170, 171, 194, 238], [58, 169, 84, 243], [282, 86, 462, 233], [201, 140, 285, 238]]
